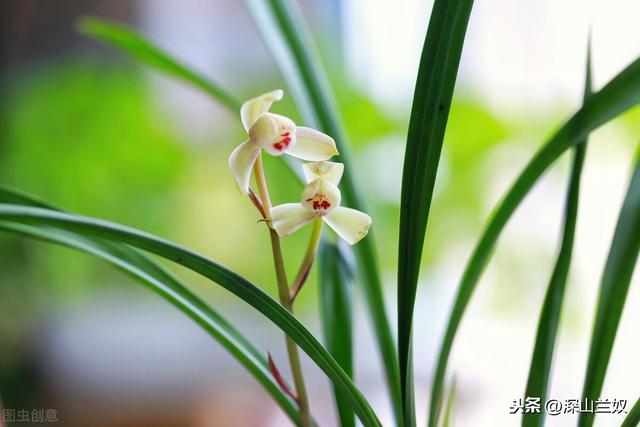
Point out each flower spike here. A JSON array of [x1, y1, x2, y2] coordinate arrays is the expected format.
[[229, 90, 339, 193]]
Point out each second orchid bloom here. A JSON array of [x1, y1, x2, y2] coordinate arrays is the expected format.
[[271, 161, 372, 245]]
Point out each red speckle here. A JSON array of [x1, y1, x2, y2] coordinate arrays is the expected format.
[[273, 142, 283, 150], [310, 194, 331, 212], [282, 132, 290, 136]]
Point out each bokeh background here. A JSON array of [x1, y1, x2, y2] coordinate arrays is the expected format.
[[1, 0, 639, 426]]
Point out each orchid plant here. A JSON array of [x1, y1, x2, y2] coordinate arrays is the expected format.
[[2, 2, 640, 427]]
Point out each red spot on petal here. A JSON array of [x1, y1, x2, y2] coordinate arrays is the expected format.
[[273, 143, 283, 150]]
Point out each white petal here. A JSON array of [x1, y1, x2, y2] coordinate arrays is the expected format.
[[286, 127, 338, 161], [228, 140, 260, 194], [324, 206, 372, 245], [240, 89, 284, 131], [271, 203, 315, 236], [302, 161, 344, 185]]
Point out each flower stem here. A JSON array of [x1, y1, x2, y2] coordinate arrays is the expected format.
[[252, 153, 312, 427], [290, 218, 323, 303]]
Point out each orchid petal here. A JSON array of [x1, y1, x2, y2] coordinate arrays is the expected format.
[[271, 203, 315, 236], [324, 206, 372, 245], [287, 127, 338, 161], [228, 140, 260, 194], [240, 89, 283, 131], [302, 161, 344, 185]]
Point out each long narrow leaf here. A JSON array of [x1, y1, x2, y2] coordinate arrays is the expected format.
[[244, 2, 403, 424], [0, 187, 305, 425], [430, 55, 640, 427], [578, 156, 640, 427], [319, 241, 355, 427], [0, 204, 381, 427], [441, 377, 457, 427], [0, 221, 306, 425], [397, 0, 474, 424], [77, 17, 240, 111], [621, 397, 640, 427], [522, 47, 592, 427]]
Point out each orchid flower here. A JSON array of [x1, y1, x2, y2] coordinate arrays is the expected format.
[[229, 89, 339, 193], [271, 161, 372, 245]]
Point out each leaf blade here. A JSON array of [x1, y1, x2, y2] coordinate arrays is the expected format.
[[396, 0, 475, 424], [0, 204, 381, 427], [578, 156, 640, 427], [0, 187, 304, 425], [319, 241, 355, 427], [522, 47, 593, 427], [77, 17, 240, 110], [621, 397, 640, 427], [429, 55, 640, 426]]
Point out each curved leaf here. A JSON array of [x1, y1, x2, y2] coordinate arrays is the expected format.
[[522, 47, 592, 427], [77, 17, 240, 111], [430, 55, 640, 427], [0, 204, 381, 427], [319, 241, 355, 427], [578, 156, 640, 427], [0, 187, 304, 425], [396, 0, 475, 423], [245, 2, 402, 424], [0, 221, 305, 425]]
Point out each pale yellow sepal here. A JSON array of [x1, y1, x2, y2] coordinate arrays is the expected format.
[[287, 127, 339, 161], [324, 207, 372, 245], [240, 89, 283, 131]]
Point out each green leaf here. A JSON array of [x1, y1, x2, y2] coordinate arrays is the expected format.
[[441, 376, 457, 427], [621, 397, 640, 427], [0, 187, 305, 426], [318, 241, 355, 427], [245, 1, 402, 424], [430, 55, 640, 427], [396, 0, 475, 424], [522, 46, 592, 427], [0, 204, 381, 427], [578, 156, 640, 427], [77, 17, 240, 111]]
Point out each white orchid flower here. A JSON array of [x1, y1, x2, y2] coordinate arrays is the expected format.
[[229, 89, 339, 193], [271, 162, 372, 245]]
